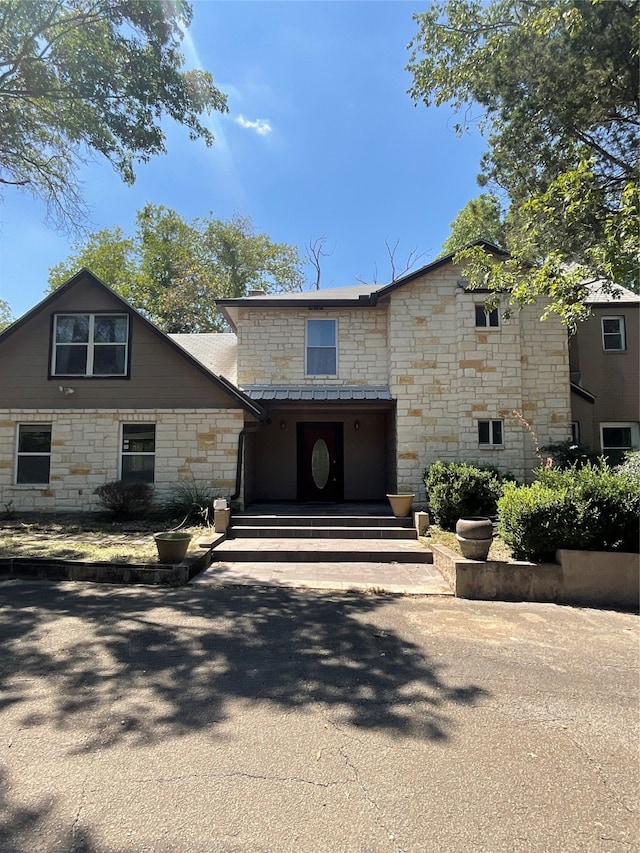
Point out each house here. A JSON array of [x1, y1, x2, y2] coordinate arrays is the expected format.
[[0, 245, 573, 513], [569, 282, 640, 460]]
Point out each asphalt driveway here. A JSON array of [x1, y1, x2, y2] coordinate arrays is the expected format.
[[1, 579, 638, 852]]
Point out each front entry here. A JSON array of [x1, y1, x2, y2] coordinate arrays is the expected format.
[[297, 422, 344, 502]]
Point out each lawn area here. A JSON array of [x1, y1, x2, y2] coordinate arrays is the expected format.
[[0, 515, 208, 564]]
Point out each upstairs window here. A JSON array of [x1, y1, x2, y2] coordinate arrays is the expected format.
[[478, 419, 503, 447], [306, 319, 337, 376], [120, 424, 155, 483], [475, 305, 499, 328], [601, 317, 626, 351], [16, 424, 52, 484], [52, 314, 129, 377]]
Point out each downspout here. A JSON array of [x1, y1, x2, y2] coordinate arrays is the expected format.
[[231, 424, 261, 503]]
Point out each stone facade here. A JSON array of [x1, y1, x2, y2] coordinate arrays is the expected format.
[[0, 409, 243, 513]]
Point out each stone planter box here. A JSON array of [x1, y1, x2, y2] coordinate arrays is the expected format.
[[430, 544, 639, 611]]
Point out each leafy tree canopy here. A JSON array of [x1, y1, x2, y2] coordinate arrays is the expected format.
[[0, 0, 227, 231], [439, 193, 506, 256], [48, 205, 305, 333], [409, 0, 639, 326], [0, 298, 14, 331]]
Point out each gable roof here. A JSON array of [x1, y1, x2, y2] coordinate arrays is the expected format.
[[0, 269, 264, 419], [169, 333, 238, 385], [216, 241, 507, 328], [583, 280, 640, 305]]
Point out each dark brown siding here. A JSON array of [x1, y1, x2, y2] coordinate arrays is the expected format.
[[0, 276, 242, 410]]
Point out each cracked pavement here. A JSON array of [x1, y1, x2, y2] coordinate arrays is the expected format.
[[0, 579, 638, 852]]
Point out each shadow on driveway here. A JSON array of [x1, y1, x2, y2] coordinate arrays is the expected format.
[[0, 581, 489, 754]]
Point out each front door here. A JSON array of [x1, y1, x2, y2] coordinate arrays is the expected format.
[[297, 422, 344, 502]]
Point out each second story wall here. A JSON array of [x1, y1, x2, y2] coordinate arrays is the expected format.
[[235, 306, 388, 386]]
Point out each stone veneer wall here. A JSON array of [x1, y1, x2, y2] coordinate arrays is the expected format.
[[387, 265, 571, 496], [0, 409, 244, 513], [236, 308, 388, 386]]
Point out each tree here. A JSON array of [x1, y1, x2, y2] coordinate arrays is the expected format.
[[0, 1, 227, 231], [48, 205, 305, 332], [408, 0, 639, 326], [0, 298, 14, 331], [439, 194, 506, 256]]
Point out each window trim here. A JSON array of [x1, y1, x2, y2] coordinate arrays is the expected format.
[[305, 317, 338, 377], [599, 421, 639, 452], [478, 419, 504, 447], [50, 312, 131, 379], [601, 316, 626, 352], [475, 305, 500, 329], [120, 423, 156, 483], [15, 423, 52, 485], [571, 422, 580, 445]]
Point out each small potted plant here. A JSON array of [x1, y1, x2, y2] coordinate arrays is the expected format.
[[154, 531, 192, 563]]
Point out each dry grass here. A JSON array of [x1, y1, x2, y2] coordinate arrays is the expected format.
[[0, 515, 209, 564]]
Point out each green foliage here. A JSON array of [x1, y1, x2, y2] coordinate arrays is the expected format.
[[616, 452, 640, 478], [424, 461, 509, 531], [540, 441, 601, 471], [94, 481, 154, 520], [0, 0, 227, 232], [498, 462, 640, 560], [439, 194, 507, 256], [408, 1, 639, 323], [0, 299, 14, 332], [48, 206, 305, 332], [163, 480, 226, 527], [498, 481, 580, 562]]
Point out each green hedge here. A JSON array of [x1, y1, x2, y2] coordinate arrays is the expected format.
[[498, 461, 640, 561], [424, 461, 510, 531]]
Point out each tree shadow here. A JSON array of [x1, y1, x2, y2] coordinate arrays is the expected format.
[[0, 580, 489, 753]]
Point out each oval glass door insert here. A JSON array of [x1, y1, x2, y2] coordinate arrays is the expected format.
[[311, 438, 330, 490]]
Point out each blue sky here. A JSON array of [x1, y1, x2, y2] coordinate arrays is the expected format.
[[0, 1, 487, 319]]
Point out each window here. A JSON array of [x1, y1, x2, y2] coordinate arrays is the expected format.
[[306, 319, 337, 376], [16, 424, 52, 484], [600, 422, 639, 454], [52, 313, 129, 376], [478, 419, 503, 446], [571, 422, 580, 445], [601, 317, 626, 351], [121, 424, 155, 483], [475, 305, 499, 328]]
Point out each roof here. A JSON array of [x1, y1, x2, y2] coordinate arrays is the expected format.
[[243, 385, 394, 402], [584, 281, 640, 305], [169, 333, 238, 385]]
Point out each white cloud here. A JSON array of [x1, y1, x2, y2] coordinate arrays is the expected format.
[[234, 114, 273, 136]]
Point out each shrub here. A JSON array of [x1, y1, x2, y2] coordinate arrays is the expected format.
[[163, 480, 225, 527], [424, 461, 510, 531], [94, 480, 154, 519], [540, 440, 601, 470], [616, 451, 640, 478], [498, 461, 640, 561]]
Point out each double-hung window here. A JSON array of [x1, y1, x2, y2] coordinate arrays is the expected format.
[[475, 306, 499, 328], [306, 319, 337, 376], [52, 313, 129, 376], [478, 419, 503, 447], [601, 317, 626, 351], [16, 424, 52, 484], [121, 424, 156, 483]]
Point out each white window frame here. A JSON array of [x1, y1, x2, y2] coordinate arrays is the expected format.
[[601, 316, 626, 352], [52, 313, 130, 377], [305, 318, 338, 377], [475, 305, 500, 329], [599, 422, 639, 453], [120, 423, 156, 483], [478, 419, 504, 447], [15, 423, 52, 485]]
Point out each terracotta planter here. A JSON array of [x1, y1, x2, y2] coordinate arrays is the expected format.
[[386, 494, 415, 518], [456, 516, 493, 561], [154, 532, 192, 563]]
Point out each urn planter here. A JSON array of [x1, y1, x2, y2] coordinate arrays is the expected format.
[[386, 494, 415, 518], [154, 532, 192, 564], [455, 516, 493, 561]]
